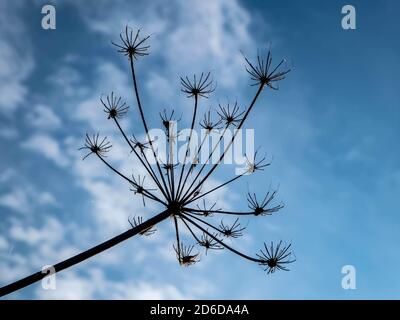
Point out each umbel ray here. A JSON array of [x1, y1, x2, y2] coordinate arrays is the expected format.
[[0, 26, 295, 297]]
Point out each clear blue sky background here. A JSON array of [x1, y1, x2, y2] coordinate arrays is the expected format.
[[0, 0, 399, 299]]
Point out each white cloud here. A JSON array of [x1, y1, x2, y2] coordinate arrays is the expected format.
[[9, 217, 64, 246], [0, 215, 81, 286], [0, 259, 30, 283], [35, 268, 185, 299], [21, 133, 69, 167], [47, 65, 86, 97], [37, 192, 57, 206], [0, 1, 34, 114], [162, 0, 253, 88], [0, 188, 56, 215], [70, 0, 255, 114], [26, 104, 62, 130], [0, 189, 30, 214], [70, 134, 159, 233], [71, 61, 131, 131], [113, 281, 185, 299], [1, 211, 213, 299]]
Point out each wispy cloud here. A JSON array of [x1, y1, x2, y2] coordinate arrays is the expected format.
[[0, 1, 34, 114], [25, 104, 62, 131], [0, 189, 30, 214], [21, 134, 69, 168], [0, 183, 56, 215], [35, 268, 186, 299], [9, 217, 63, 246]]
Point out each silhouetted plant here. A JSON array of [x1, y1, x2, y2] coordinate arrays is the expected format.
[[0, 26, 294, 297], [95, 26, 294, 270]]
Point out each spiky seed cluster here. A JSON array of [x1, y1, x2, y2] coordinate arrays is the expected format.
[[198, 232, 223, 254], [130, 134, 150, 155], [80, 26, 294, 275], [79, 133, 112, 160], [200, 109, 222, 132], [247, 190, 284, 216], [159, 109, 176, 130], [180, 72, 215, 98], [173, 244, 200, 266], [112, 26, 150, 59], [219, 218, 246, 238], [257, 241, 295, 273], [245, 150, 270, 174], [130, 175, 156, 206], [195, 200, 219, 217], [101, 92, 129, 119], [244, 49, 291, 89], [217, 102, 244, 127]]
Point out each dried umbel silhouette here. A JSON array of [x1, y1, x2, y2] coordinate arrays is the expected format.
[[0, 26, 294, 297]]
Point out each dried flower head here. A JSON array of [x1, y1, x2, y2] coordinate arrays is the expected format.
[[130, 175, 156, 206], [112, 26, 150, 59], [244, 49, 291, 89], [257, 241, 295, 274], [79, 133, 112, 160], [95, 29, 294, 275], [83, 28, 294, 275], [247, 190, 284, 216], [173, 244, 200, 266], [159, 109, 181, 133], [245, 150, 270, 174], [219, 218, 246, 238], [199, 109, 222, 132], [217, 101, 244, 127], [180, 72, 215, 98], [194, 199, 220, 217], [101, 92, 129, 119], [198, 231, 223, 254], [130, 133, 151, 155]]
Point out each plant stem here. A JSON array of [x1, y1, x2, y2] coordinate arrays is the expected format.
[[0, 209, 171, 297], [129, 58, 171, 201], [181, 214, 259, 263], [114, 118, 168, 201], [180, 125, 229, 202], [182, 84, 264, 203], [176, 95, 198, 200]]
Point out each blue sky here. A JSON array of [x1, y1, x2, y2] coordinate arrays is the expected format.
[[0, 0, 399, 299]]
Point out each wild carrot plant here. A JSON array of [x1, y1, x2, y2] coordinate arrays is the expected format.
[[0, 26, 294, 297]]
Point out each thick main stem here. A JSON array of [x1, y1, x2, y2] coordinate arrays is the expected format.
[[0, 209, 171, 297]]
